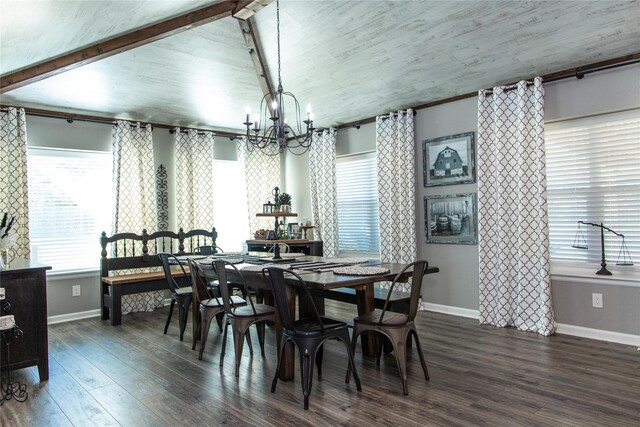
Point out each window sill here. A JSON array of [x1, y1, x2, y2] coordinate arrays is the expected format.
[[551, 265, 640, 288], [47, 269, 100, 281]]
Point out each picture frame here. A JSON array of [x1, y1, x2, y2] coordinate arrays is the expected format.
[[423, 132, 475, 187], [287, 222, 301, 239], [425, 193, 477, 244]]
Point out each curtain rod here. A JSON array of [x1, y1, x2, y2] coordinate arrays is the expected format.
[[336, 52, 640, 130], [0, 105, 244, 139]]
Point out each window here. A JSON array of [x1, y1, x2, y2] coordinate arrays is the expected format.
[[545, 109, 640, 269], [213, 160, 249, 252], [28, 147, 112, 273], [336, 153, 380, 255]]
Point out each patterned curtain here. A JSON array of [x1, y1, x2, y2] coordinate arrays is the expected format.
[[477, 77, 556, 336], [375, 110, 417, 291], [309, 128, 338, 257], [238, 139, 280, 238], [112, 121, 161, 313], [0, 107, 30, 261], [174, 128, 215, 230]]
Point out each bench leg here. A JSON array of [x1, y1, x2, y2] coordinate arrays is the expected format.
[[110, 286, 122, 326]]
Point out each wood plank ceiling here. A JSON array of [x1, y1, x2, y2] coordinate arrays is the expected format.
[[1, 0, 639, 133]]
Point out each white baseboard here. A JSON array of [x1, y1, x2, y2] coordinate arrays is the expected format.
[[421, 302, 639, 347], [48, 309, 101, 325], [555, 323, 640, 347], [421, 302, 480, 319]]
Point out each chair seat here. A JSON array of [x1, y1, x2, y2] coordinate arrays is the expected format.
[[174, 287, 192, 296], [233, 303, 276, 317], [290, 316, 349, 336], [201, 295, 245, 308], [353, 309, 409, 326]]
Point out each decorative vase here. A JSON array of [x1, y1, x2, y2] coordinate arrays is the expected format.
[[281, 204, 290, 213]]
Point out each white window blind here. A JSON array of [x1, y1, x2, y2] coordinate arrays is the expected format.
[[213, 160, 249, 252], [28, 147, 112, 273], [336, 153, 380, 254], [545, 109, 640, 269]]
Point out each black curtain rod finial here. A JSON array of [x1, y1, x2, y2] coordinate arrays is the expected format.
[[576, 70, 585, 80]]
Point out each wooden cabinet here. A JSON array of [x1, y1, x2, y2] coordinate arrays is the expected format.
[[0, 259, 51, 382], [246, 239, 323, 256]]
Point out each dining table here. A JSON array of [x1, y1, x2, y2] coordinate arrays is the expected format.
[[197, 254, 438, 381]]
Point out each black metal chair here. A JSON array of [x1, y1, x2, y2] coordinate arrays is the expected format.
[[213, 260, 275, 377], [264, 266, 361, 410], [158, 253, 192, 341], [188, 259, 249, 360], [347, 260, 430, 395]]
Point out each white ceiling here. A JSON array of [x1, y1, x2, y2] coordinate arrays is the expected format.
[[1, 0, 639, 133]]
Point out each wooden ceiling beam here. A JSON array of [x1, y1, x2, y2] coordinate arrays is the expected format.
[[0, 0, 258, 94], [237, 18, 275, 97]]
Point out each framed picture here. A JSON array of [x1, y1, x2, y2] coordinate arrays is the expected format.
[[423, 132, 475, 187], [287, 222, 301, 239], [425, 193, 477, 244]]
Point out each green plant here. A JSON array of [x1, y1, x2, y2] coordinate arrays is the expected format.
[[278, 192, 292, 206]]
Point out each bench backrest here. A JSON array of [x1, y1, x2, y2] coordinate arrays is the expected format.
[[100, 227, 217, 277]]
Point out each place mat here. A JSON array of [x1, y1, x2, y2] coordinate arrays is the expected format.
[[241, 263, 291, 273], [176, 255, 207, 262], [281, 252, 305, 258], [324, 257, 369, 265], [333, 266, 390, 276]]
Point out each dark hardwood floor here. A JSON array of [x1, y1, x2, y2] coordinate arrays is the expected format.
[[2, 301, 639, 426]]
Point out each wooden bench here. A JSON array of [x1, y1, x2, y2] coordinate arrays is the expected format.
[[100, 227, 217, 326]]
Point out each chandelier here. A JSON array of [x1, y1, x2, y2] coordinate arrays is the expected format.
[[243, 0, 315, 156]]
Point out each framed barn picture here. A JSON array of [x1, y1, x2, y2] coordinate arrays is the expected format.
[[425, 193, 477, 244], [423, 132, 475, 187]]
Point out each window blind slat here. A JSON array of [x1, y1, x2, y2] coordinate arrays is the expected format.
[[546, 109, 640, 266]]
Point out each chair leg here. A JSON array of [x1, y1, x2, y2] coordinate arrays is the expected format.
[[245, 329, 254, 355], [411, 328, 430, 381], [271, 338, 287, 393], [256, 322, 266, 357], [346, 325, 362, 383], [340, 329, 361, 391], [178, 298, 191, 341], [233, 325, 247, 377], [299, 348, 316, 410], [220, 319, 229, 367], [315, 344, 323, 379], [390, 332, 409, 395], [376, 334, 384, 366], [199, 308, 215, 360], [164, 299, 175, 335], [216, 313, 224, 333], [192, 313, 201, 350]]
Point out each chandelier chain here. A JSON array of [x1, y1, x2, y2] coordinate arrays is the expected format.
[[276, 0, 282, 89]]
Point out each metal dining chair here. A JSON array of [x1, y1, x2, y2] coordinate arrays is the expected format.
[[213, 260, 276, 377], [264, 266, 361, 410], [347, 260, 430, 395], [158, 253, 192, 341]]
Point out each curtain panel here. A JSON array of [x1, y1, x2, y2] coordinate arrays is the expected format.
[[309, 128, 339, 257], [0, 107, 30, 261], [477, 77, 556, 336], [238, 139, 281, 238], [174, 128, 215, 231], [112, 121, 162, 314], [375, 109, 417, 292]]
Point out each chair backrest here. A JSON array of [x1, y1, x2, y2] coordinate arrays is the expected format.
[[381, 260, 428, 323], [158, 253, 190, 293], [193, 245, 223, 255], [213, 260, 256, 314], [187, 259, 218, 307], [264, 266, 324, 333]]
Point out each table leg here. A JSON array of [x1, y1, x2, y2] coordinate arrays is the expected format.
[[355, 284, 376, 356]]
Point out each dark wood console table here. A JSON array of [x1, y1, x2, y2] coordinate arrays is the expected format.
[[0, 259, 51, 382]]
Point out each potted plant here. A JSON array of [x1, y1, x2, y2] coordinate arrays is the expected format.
[[278, 193, 292, 213]]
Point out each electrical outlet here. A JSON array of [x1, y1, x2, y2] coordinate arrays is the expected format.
[[72, 285, 81, 297], [592, 292, 603, 308]]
